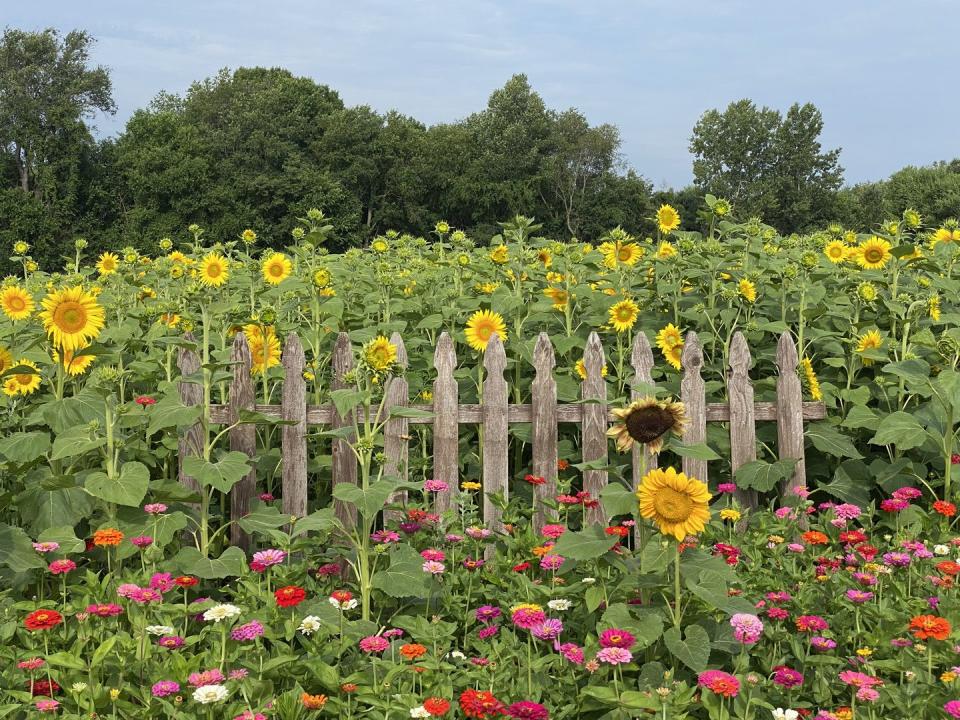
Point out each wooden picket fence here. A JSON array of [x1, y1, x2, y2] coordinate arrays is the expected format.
[[177, 329, 826, 547]]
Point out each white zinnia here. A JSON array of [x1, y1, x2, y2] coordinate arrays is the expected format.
[[145, 625, 175, 636], [582, 577, 596, 585], [202, 603, 241, 623], [934, 544, 950, 555], [299, 615, 322, 635], [410, 707, 431, 718], [772, 710, 799, 720], [548, 599, 571, 611], [193, 684, 229, 704]]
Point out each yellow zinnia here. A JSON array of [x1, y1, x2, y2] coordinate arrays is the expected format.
[[608, 299, 639, 333], [656, 204, 681, 234], [1, 285, 35, 321], [637, 467, 711, 540], [96, 252, 120, 276], [855, 236, 892, 270], [199, 253, 229, 287], [363, 335, 398, 371], [39, 286, 105, 352], [464, 309, 507, 352], [261, 252, 292, 285], [243, 324, 281, 375]]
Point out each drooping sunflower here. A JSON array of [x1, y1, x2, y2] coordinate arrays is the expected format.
[[608, 299, 639, 333], [824, 240, 848, 263], [855, 330, 884, 366], [738, 279, 757, 303], [363, 336, 398, 371], [199, 252, 230, 287], [96, 252, 120, 276], [261, 252, 292, 285], [39, 286, 105, 352], [543, 287, 569, 310], [855, 236, 892, 270], [167, 250, 191, 265], [608, 397, 687, 453], [656, 204, 681, 234], [1, 285, 35, 321], [244, 324, 282, 376], [930, 228, 955, 249], [636, 467, 711, 540], [53, 347, 96, 376], [2, 359, 41, 397], [464, 310, 507, 352]]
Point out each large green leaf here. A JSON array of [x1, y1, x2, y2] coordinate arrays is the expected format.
[[734, 458, 798, 492], [671, 442, 721, 461], [371, 545, 429, 598], [86, 461, 150, 507], [145, 396, 202, 438], [51, 425, 105, 461], [600, 482, 636, 517], [183, 452, 251, 493], [37, 526, 85, 554], [332, 479, 412, 519], [171, 546, 247, 578], [552, 524, 613, 561], [806, 421, 863, 459], [0, 523, 45, 572], [870, 411, 927, 450], [0, 431, 50, 463], [662, 624, 711, 672]]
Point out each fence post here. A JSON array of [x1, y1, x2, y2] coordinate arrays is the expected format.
[[332, 332, 358, 529], [482, 333, 508, 538], [776, 332, 807, 497], [433, 332, 460, 514], [229, 332, 256, 549], [383, 332, 409, 522], [681, 332, 708, 484], [281, 333, 307, 522], [727, 332, 757, 510], [177, 332, 202, 497], [630, 332, 656, 544], [581, 331, 608, 525], [531, 332, 558, 530]]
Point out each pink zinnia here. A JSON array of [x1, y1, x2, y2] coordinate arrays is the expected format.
[[86, 603, 123, 617], [945, 700, 960, 718], [772, 665, 803, 688], [143, 503, 168, 514], [48, 559, 76, 575], [531, 619, 563, 641], [846, 589, 874, 604], [511, 607, 546, 629], [152, 680, 180, 697], [149, 573, 175, 592], [188, 669, 225, 687], [838, 670, 882, 688], [424, 479, 449, 492], [422, 560, 445, 574], [359, 636, 390, 653], [596, 647, 632, 665], [18, 658, 45, 671], [730, 613, 763, 644], [697, 670, 740, 698], [131, 536, 153, 548], [599, 628, 636, 649], [230, 621, 264, 642], [717, 483, 736, 494], [539, 555, 564, 571], [505, 700, 549, 719], [892, 486, 922, 501], [252, 549, 286, 567], [557, 642, 584, 665], [35, 700, 59, 713], [158, 635, 184, 649], [881, 498, 909, 512], [478, 625, 500, 640], [421, 548, 445, 562], [371, 530, 401, 544], [32, 542, 59, 553], [796, 615, 828, 632], [475, 605, 502, 623], [541, 524, 566, 540]]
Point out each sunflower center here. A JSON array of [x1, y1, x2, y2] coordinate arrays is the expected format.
[[625, 405, 676, 443], [615, 307, 634, 322], [207, 263, 222, 278], [618, 247, 632, 261], [7, 296, 25, 311], [53, 302, 88, 333], [475, 321, 495, 341], [865, 248, 883, 263], [651, 487, 694, 522], [268, 263, 284, 277], [15, 373, 34, 384]]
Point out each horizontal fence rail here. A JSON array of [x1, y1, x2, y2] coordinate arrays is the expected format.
[[178, 329, 826, 546]]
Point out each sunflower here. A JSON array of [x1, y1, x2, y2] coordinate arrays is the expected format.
[[656, 205, 681, 234], [475, 282, 500, 295], [656, 324, 683, 352], [598, 241, 643, 269], [241, 229, 257, 245], [931, 228, 955, 249], [738, 279, 757, 303], [53, 347, 96, 376], [261, 252, 292, 285], [363, 336, 398, 371], [574, 358, 608, 380], [855, 330, 884, 366], [464, 309, 507, 352], [371, 239, 389, 253], [537, 248, 552, 267], [608, 398, 687, 453], [39, 286, 105, 352], [199, 253, 229, 287], [243, 324, 281, 375], [159, 312, 181, 328], [663, 345, 683, 371], [930, 295, 941, 321], [1, 285, 35, 321], [824, 240, 848, 263], [2, 359, 41, 397], [489, 245, 509, 264], [855, 236, 892, 270], [801, 356, 822, 401], [656, 242, 677, 260], [543, 287, 568, 310], [636, 467, 711, 540], [608, 299, 639, 333], [0, 346, 12, 374], [167, 250, 191, 265], [96, 252, 120, 276]]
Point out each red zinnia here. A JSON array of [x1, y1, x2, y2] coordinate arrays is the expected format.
[[934, 500, 957, 517], [24, 610, 63, 632], [174, 575, 199, 587], [275, 585, 307, 608], [938, 561, 960, 577], [459, 688, 505, 719], [135, 395, 157, 406], [605, 526, 630, 537], [28, 679, 60, 696], [909, 614, 952, 641], [523, 474, 546, 486], [423, 697, 451, 716], [512, 562, 531, 572]]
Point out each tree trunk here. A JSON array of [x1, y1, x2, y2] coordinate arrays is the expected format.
[[14, 144, 30, 193]]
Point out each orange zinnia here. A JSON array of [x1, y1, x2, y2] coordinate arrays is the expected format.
[[93, 529, 124, 547], [909, 614, 952, 641], [801, 531, 829, 545], [399, 643, 427, 660], [301, 693, 327, 709]]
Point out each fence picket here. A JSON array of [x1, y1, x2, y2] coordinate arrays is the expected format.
[[383, 332, 410, 521], [176, 332, 202, 497], [228, 332, 256, 549], [482, 333, 509, 537], [727, 332, 757, 510], [776, 332, 807, 494], [531, 333, 558, 530], [581, 331, 608, 525], [630, 332, 657, 486], [432, 332, 459, 514], [331, 332, 358, 529], [281, 333, 307, 522], [681, 332, 707, 484]]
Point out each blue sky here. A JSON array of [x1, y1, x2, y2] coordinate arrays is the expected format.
[[8, 0, 958, 188]]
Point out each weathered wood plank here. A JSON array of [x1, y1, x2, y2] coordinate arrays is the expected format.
[[482, 333, 508, 536], [432, 332, 459, 514], [383, 333, 409, 521], [531, 333, 558, 530], [630, 332, 657, 489], [281, 333, 307, 522], [331, 332, 358, 529], [177, 332, 203, 498], [581, 331, 608, 525], [680, 332, 708, 484], [776, 332, 807, 496], [727, 332, 757, 509], [228, 332, 256, 549]]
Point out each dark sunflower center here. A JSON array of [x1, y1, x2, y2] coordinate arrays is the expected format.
[[865, 248, 882, 263], [625, 405, 676, 443]]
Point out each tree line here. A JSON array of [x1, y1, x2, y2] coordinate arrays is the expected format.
[[2, 27, 958, 269]]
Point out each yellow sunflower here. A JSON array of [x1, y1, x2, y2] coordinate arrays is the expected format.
[[608, 397, 687, 453], [168, 250, 191, 265], [801, 356, 822, 401], [656, 241, 677, 260], [39, 286, 105, 352], [656, 324, 684, 370], [656, 204, 681, 234], [738, 279, 757, 303], [824, 240, 848, 263], [636, 467, 711, 540], [2, 359, 41, 397], [158, 313, 181, 328], [574, 358, 608, 380], [475, 282, 500, 295], [199, 253, 230, 287], [243, 324, 281, 376], [371, 238, 389, 253], [930, 296, 941, 321], [855, 330, 884, 366], [537, 248, 552, 267], [363, 335, 398, 371], [543, 287, 569, 310], [96, 252, 120, 276], [608, 299, 639, 333], [464, 309, 507, 352], [598, 241, 643, 269], [489, 245, 509, 264], [931, 228, 955, 249], [1, 285, 35, 321], [261, 252, 292, 285], [0, 346, 12, 374], [855, 236, 892, 270], [53, 347, 96, 376]]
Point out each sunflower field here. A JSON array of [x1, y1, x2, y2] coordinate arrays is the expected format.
[[2, 199, 960, 719]]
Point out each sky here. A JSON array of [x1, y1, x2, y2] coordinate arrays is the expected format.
[[6, 0, 958, 189]]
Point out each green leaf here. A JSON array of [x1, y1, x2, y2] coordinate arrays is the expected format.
[[388, 406, 435, 419], [329, 389, 363, 418], [806, 421, 863, 459], [882, 359, 931, 389], [145, 396, 202, 438], [600, 482, 636, 518], [45, 651, 86, 670], [734, 459, 798, 492], [172, 546, 247, 578], [671, 442, 721, 461], [50, 425, 105, 461], [89, 635, 118, 667], [841, 405, 879, 429], [183, 452, 251, 493], [237, 505, 290, 534], [332, 479, 400, 519], [870, 411, 926, 450], [821, 461, 873, 507], [37, 526, 85, 554], [552, 525, 612, 561], [0, 431, 50, 463], [0, 523, 45, 572], [662, 624, 711, 672], [85, 461, 150, 507], [371, 545, 429, 598], [292, 508, 338, 536]]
